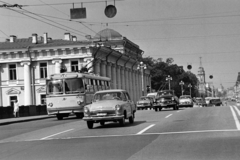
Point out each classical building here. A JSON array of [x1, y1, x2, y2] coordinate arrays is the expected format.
[[197, 57, 206, 97], [0, 29, 151, 107]]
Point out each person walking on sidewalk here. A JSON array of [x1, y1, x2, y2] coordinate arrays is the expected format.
[[14, 100, 19, 118]]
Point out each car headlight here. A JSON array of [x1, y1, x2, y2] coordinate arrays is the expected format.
[[84, 107, 90, 116], [115, 104, 122, 115]]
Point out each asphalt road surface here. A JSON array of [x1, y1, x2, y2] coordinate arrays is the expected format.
[[0, 103, 240, 160]]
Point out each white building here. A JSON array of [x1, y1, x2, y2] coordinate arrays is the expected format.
[[0, 29, 151, 107]]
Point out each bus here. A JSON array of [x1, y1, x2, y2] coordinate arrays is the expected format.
[[46, 72, 111, 120]]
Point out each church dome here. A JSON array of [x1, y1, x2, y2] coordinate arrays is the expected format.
[[93, 28, 122, 41]]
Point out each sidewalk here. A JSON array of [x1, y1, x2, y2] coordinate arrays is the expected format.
[[0, 115, 55, 126]]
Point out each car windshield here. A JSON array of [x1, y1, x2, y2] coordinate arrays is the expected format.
[[93, 92, 123, 102]]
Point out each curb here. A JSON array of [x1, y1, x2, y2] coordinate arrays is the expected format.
[[0, 115, 55, 126]]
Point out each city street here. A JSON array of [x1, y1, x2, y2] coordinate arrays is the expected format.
[[0, 103, 240, 160]]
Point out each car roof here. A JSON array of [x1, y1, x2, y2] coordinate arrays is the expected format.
[[180, 95, 191, 98], [95, 89, 126, 93]]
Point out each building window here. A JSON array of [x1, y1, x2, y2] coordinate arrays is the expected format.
[[40, 95, 46, 105], [40, 62, 48, 78], [71, 61, 78, 72], [9, 64, 17, 80]]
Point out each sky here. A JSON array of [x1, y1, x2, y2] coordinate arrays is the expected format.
[[1, 0, 240, 90]]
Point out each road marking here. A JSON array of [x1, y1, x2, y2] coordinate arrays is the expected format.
[[137, 124, 155, 135], [230, 106, 240, 130], [165, 114, 172, 118], [233, 106, 240, 116], [41, 129, 74, 140], [177, 111, 181, 112]]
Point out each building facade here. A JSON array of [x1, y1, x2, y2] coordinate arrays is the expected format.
[[0, 29, 151, 107]]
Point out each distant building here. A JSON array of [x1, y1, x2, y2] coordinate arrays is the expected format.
[[197, 57, 206, 96], [0, 29, 151, 107]]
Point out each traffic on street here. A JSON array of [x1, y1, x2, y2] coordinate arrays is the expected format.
[[0, 102, 240, 160]]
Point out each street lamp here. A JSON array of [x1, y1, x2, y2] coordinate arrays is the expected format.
[[188, 84, 192, 97], [179, 80, 184, 96], [137, 61, 147, 96], [166, 75, 172, 90]]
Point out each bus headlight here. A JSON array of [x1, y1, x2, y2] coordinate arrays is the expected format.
[[48, 103, 53, 107], [77, 101, 82, 105]]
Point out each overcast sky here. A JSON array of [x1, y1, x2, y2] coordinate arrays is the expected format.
[[1, 0, 240, 89]]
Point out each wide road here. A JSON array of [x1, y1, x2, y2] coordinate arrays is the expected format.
[[0, 103, 240, 160]]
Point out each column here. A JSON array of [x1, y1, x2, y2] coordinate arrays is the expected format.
[[111, 64, 117, 89], [117, 65, 121, 89], [52, 58, 62, 74], [121, 66, 125, 90], [84, 58, 93, 73], [100, 61, 106, 77], [94, 59, 100, 75], [125, 68, 129, 92], [128, 68, 133, 100], [21, 61, 32, 105]]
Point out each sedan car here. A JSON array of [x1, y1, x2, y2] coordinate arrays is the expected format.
[[179, 95, 193, 108], [83, 89, 136, 129], [136, 96, 154, 110], [208, 98, 223, 107]]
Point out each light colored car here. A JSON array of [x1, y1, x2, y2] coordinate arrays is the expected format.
[[83, 89, 136, 129], [179, 95, 193, 108], [136, 96, 154, 110]]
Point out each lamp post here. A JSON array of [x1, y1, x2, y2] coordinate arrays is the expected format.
[[166, 75, 172, 90], [188, 84, 192, 97], [179, 80, 184, 96], [137, 61, 147, 96]]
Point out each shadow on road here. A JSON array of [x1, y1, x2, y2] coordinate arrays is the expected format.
[[93, 120, 147, 129]]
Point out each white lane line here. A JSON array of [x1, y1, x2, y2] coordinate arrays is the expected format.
[[230, 106, 240, 130], [165, 114, 172, 118], [177, 111, 181, 112], [137, 124, 155, 135], [41, 129, 74, 140], [233, 106, 240, 116]]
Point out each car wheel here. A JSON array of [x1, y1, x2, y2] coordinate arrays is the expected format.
[[155, 107, 158, 112], [158, 107, 162, 111], [100, 121, 105, 126], [119, 117, 125, 126], [57, 114, 63, 120], [129, 115, 134, 124], [87, 121, 94, 129]]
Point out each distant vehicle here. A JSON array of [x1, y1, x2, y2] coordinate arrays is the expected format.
[[208, 97, 223, 107], [46, 72, 111, 120], [179, 95, 193, 108], [205, 97, 213, 105], [136, 96, 154, 110], [154, 90, 179, 111], [146, 92, 158, 103], [194, 97, 207, 107], [83, 89, 136, 129], [236, 101, 240, 107]]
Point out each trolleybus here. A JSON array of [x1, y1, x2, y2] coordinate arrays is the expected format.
[[46, 72, 111, 120]]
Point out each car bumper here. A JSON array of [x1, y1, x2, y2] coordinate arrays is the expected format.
[[83, 115, 124, 121]]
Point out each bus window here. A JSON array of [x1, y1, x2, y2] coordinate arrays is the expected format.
[[64, 78, 84, 94], [47, 80, 63, 95]]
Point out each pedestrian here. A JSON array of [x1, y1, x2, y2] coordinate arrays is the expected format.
[[14, 100, 19, 118]]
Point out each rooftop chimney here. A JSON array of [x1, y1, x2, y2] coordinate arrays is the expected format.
[[32, 33, 38, 44], [64, 33, 71, 41], [10, 35, 17, 43], [43, 32, 48, 44], [72, 36, 77, 41]]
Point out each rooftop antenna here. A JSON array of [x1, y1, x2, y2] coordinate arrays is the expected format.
[[199, 57, 202, 68]]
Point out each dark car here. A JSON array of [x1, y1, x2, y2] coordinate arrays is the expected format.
[[154, 90, 179, 111], [194, 97, 207, 107], [208, 98, 223, 107]]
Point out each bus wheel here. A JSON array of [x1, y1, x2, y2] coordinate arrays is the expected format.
[[57, 114, 63, 120], [87, 121, 94, 129], [76, 113, 84, 119], [100, 121, 105, 126]]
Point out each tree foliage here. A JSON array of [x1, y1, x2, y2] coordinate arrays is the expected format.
[[143, 57, 199, 97]]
